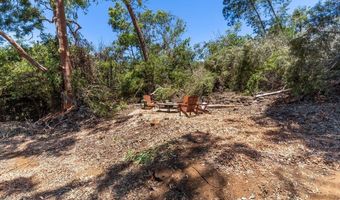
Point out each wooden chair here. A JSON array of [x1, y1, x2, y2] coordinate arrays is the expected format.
[[178, 96, 199, 117], [143, 95, 155, 109]]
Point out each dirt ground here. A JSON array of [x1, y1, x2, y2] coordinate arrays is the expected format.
[[0, 93, 339, 200]]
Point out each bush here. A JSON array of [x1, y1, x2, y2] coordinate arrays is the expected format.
[[0, 40, 61, 121], [184, 67, 215, 96], [153, 87, 178, 101], [204, 34, 291, 94], [77, 85, 117, 117]]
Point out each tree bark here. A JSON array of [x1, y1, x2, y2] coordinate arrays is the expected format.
[[123, 0, 149, 62], [249, 0, 267, 35], [0, 30, 48, 72], [54, 0, 74, 111]]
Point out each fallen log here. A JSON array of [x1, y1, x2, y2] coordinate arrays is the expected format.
[[255, 89, 291, 98], [207, 104, 236, 108]]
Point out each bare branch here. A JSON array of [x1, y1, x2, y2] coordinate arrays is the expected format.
[[66, 19, 82, 34]]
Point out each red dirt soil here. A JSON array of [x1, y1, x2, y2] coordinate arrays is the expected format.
[[0, 93, 339, 199]]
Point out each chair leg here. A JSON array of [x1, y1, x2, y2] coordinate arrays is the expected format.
[[183, 111, 189, 117]]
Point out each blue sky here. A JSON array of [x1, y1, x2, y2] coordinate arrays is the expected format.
[[45, 0, 320, 47]]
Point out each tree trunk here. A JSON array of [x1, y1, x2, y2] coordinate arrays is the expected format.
[[54, 0, 74, 111], [123, 0, 149, 62], [265, 0, 283, 30], [249, 0, 267, 35], [0, 30, 48, 72]]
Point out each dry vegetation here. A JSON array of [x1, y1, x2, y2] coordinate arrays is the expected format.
[[0, 93, 339, 200]]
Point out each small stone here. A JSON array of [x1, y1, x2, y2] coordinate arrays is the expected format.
[[150, 119, 160, 126], [249, 194, 255, 199]]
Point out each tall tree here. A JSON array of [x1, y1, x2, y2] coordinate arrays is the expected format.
[[264, 0, 283, 29], [34, 0, 92, 110], [223, 0, 291, 35], [0, 0, 47, 72], [261, 0, 291, 31], [223, 0, 267, 35], [110, 0, 149, 61], [54, 0, 74, 110], [123, 0, 148, 61], [1, 0, 92, 111]]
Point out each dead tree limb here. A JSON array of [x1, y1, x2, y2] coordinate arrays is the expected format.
[[255, 89, 291, 98]]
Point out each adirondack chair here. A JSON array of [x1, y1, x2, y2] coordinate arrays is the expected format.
[[178, 96, 199, 117], [143, 95, 155, 109]]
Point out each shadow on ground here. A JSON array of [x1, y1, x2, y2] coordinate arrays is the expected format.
[[0, 107, 99, 160], [0, 177, 37, 198], [92, 131, 227, 200], [254, 98, 340, 164], [20, 131, 234, 199]]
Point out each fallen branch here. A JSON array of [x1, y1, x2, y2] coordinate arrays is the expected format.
[[207, 104, 236, 108], [255, 89, 291, 98]]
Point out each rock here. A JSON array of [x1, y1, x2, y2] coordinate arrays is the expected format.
[[150, 119, 160, 126], [249, 193, 255, 199]]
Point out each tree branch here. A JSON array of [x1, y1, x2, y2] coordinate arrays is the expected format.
[[66, 19, 82, 34], [0, 30, 48, 72]]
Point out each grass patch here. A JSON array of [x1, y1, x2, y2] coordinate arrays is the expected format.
[[124, 142, 175, 165], [125, 149, 157, 165]]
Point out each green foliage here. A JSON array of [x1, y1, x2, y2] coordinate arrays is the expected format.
[[184, 67, 215, 96], [1, 0, 338, 122], [153, 87, 178, 101], [287, 0, 340, 95], [0, 0, 43, 38], [0, 39, 60, 120], [125, 149, 156, 165], [204, 33, 291, 94], [222, 0, 290, 35], [106, 7, 195, 98], [77, 84, 117, 117]]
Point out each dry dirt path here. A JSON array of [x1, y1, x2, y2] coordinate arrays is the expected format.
[[0, 96, 339, 199]]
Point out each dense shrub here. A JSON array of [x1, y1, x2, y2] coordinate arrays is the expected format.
[[0, 40, 61, 121], [184, 67, 215, 96], [153, 87, 178, 101], [286, 1, 340, 95], [204, 34, 291, 94], [77, 85, 117, 117]]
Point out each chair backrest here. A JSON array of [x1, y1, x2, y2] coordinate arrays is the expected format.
[[143, 95, 153, 105], [182, 95, 198, 112], [182, 95, 189, 104]]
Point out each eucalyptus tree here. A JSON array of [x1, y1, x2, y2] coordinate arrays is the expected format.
[[223, 0, 267, 35], [260, 0, 291, 32], [108, 3, 194, 94], [0, 0, 92, 111], [110, 0, 149, 61], [222, 0, 291, 35], [109, 2, 188, 61]]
